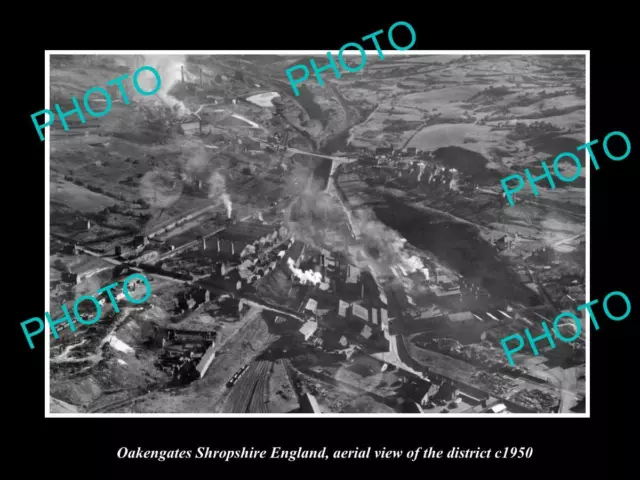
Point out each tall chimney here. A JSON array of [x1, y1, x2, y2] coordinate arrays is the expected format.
[[231, 241, 235, 256], [201, 237, 206, 251], [217, 238, 220, 253], [361, 283, 364, 300]]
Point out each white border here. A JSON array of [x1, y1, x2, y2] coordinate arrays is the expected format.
[[45, 50, 590, 418]]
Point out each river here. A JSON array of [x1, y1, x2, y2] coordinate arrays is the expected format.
[[372, 196, 541, 306]]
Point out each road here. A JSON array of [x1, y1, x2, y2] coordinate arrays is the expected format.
[[552, 231, 585, 247]]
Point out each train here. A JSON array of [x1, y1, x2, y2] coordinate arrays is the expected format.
[[226, 364, 249, 388]]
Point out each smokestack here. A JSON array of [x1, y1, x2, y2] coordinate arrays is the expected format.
[[231, 241, 235, 256], [361, 283, 364, 300], [201, 237, 206, 251], [217, 238, 220, 253]]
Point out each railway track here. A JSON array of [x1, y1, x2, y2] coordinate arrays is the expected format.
[[248, 361, 272, 413], [224, 334, 279, 413], [226, 360, 271, 413]]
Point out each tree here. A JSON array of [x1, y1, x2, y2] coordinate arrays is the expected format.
[[234, 70, 244, 82], [215, 74, 222, 83]]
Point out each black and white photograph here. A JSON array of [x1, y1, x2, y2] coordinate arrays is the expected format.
[[46, 52, 587, 416]]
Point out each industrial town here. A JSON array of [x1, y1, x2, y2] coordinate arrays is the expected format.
[[49, 53, 586, 414]]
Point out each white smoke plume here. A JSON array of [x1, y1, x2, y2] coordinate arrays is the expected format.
[[129, 54, 193, 116], [285, 189, 353, 252], [352, 209, 428, 278], [207, 171, 232, 217], [222, 193, 232, 218], [287, 258, 322, 285]]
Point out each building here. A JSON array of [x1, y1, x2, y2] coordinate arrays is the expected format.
[[370, 308, 378, 326], [240, 137, 261, 150], [438, 380, 459, 402], [407, 379, 441, 407], [305, 298, 318, 316], [406, 147, 417, 156], [133, 235, 148, 248], [285, 240, 305, 268], [299, 321, 318, 341], [385, 283, 411, 317], [361, 324, 373, 340], [61, 272, 79, 284], [211, 221, 283, 259], [338, 300, 349, 318], [63, 244, 78, 255], [360, 270, 388, 308], [517, 270, 533, 284], [180, 121, 201, 136], [299, 392, 322, 414], [195, 343, 216, 378], [447, 311, 475, 327], [399, 399, 424, 413], [351, 303, 369, 322], [375, 146, 393, 156], [484, 402, 509, 414], [346, 264, 360, 284], [191, 286, 211, 305], [380, 309, 389, 330]]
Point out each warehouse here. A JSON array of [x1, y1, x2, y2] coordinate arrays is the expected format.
[[208, 221, 284, 259]]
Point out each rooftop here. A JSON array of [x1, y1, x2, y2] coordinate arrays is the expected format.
[[299, 392, 322, 413], [286, 240, 305, 263], [219, 221, 280, 244], [448, 311, 474, 323], [299, 321, 318, 340], [305, 298, 318, 313]]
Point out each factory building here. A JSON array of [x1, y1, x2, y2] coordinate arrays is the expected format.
[[298, 321, 318, 341], [132, 235, 149, 248], [207, 221, 284, 260], [485, 402, 509, 414], [385, 283, 411, 319], [346, 264, 360, 284], [180, 121, 201, 136], [338, 299, 349, 318], [351, 303, 369, 322], [196, 343, 216, 378], [447, 311, 475, 327], [375, 146, 393, 156], [284, 240, 305, 268], [305, 298, 318, 316], [361, 324, 373, 340]]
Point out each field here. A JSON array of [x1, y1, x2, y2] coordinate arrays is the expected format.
[[51, 177, 118, 213]]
